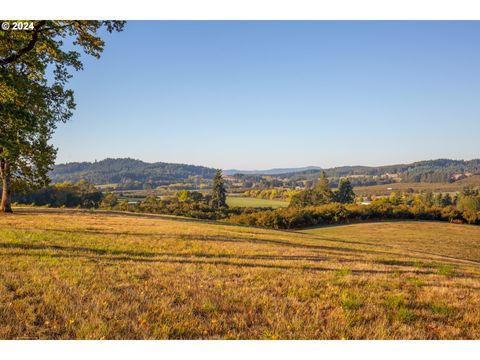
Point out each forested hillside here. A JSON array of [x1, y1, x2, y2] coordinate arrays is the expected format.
[[50, 158, 216, 188], [279, 159, 480, 183], [224, 166, 321, 176]]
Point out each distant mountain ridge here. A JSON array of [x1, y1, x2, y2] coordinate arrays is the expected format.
[[224, 166, 321, 176], [50, 158, 480, 187]]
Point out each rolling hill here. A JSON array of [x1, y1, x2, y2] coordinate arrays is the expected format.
[[50, 158, 480, 188], [279, 159, 480, 183], [1, 208, 479, 339], [50, 158, 216, 187]]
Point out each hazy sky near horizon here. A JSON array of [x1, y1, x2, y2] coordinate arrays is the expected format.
[[52, 21, 480, 169]]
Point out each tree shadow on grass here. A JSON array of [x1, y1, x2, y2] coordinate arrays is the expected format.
[[4, 224, 476, 268], [15, 208, 475, 265], [0, 242, 359, 264], [3, 227, 411, 260], [0, 242, 449, 277]]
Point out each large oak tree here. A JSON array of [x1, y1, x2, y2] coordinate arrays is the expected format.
[[0, 21, 125, 212]]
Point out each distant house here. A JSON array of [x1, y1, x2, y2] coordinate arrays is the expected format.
[[360, 201, 372, 206], [127, 201, 139, 205]]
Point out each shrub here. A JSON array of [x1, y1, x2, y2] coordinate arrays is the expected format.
[[13, 181, 103, 209], [462, 210, 480, 224], [228, 202, 480, 230]]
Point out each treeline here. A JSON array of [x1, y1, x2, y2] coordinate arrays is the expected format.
[[114, 195, 230, 220], [227, 202, 480, 229], [228, 187, 480, 228], [12, 172, 480, 229], [231, 174, 296, 189], [12, 181, 103, 208], [12, 181, 228, 218], [243, 189, 298, 201], [229, 176, 480, 229], [228, 174, 480, 229], [328, 177, 394, 187], [112, 194, 254, 220]]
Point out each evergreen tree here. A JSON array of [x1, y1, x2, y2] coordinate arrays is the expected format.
[[335, 178, 355, 204], [211, 170, 227, 209], [312, 171, 334, 205]]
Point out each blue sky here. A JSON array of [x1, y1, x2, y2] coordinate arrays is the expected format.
[[52, 21, 480, 169]]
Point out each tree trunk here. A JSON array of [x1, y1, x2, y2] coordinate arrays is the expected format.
[[0, 160, 12, 213]]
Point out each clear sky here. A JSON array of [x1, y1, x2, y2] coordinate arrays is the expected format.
[[52, 21, 480, 169]]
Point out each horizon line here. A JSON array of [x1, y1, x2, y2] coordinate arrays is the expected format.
[[53, 156, 480, 171]]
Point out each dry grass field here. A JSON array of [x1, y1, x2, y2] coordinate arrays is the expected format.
[[1, 208, 479, 339]]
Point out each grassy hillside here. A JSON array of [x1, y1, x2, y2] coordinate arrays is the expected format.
[[1, 209, 479, 339], [226, 196, 289, 208]]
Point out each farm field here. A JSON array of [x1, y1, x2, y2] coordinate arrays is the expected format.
[[354, 177, 480, 196], [226, 196, 289, 208], [0, 209, 480, 339]]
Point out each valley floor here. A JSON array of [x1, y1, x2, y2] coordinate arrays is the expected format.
[[0, 208, 479, 339]]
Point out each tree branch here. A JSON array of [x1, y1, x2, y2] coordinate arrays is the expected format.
[[0, 20, 47, 66]]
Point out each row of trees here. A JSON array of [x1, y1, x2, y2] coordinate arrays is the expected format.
[[243, 188, 298, 201], [10, 166, 480, 228], [228, 185, 480, 228], [228, 202, 480, 229], [12, 170, 230, 213], [372, 187, 480, 213], [12, 181, 103, 208]]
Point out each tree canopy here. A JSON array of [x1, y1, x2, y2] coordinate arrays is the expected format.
[[0, 20, 125, 212], [335, 178, 355, 204], [290, 171, 335, 208]]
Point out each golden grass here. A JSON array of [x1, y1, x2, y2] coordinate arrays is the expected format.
[[0, 208, 479, 339]]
